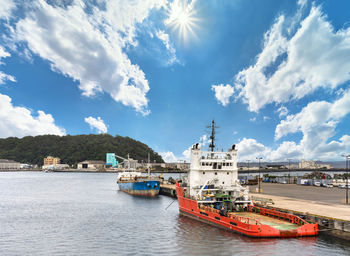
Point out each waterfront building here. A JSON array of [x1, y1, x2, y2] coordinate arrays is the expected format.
[[0, 159, 21, 170], [42, 164, 69, 170], [44, 156, 60, 166], [299, 159, 332, 169], [77, 160, 105, 170]]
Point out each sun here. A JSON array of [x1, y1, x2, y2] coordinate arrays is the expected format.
[[165, 0, 199, 43]]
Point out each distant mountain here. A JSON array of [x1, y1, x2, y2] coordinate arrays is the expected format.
[[0, 134, 164, 166]]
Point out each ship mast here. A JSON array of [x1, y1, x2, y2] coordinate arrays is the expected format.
[[147, 152, 150, 176], [207, 120, 218, 152]]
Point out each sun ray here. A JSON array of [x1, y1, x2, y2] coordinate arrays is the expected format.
[[165, 0, 200, 43]]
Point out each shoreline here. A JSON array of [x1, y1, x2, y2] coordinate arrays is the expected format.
[[0, 169, 188, 174]]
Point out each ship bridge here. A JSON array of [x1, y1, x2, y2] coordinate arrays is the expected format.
[[189, 143, 240, 197]]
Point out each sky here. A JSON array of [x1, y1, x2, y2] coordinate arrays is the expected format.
[[0, 0, 350, 163]]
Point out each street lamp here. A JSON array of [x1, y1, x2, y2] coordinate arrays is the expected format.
[[341, 154, 350, 204], [246, 160, 251, 172], [256, 157, 263, 193], [287, 158, 292, 184]]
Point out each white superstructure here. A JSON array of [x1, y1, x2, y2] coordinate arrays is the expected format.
[[188, 143, 249, 202]]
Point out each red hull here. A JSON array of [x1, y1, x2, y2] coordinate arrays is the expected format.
[[176, 183, 318, 238]]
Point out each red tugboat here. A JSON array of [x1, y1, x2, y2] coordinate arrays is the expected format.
[[176, 121, 318, 238]]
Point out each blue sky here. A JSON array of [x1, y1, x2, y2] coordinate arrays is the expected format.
[[0, 0, 350, 162]]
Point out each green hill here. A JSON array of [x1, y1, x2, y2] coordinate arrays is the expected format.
[[0, 134, 164, 166]]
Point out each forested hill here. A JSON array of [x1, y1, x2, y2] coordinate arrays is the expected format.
[[0, 134, 164, 166]]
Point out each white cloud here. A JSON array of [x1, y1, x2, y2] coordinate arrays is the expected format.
[[13, 0, 167, 115], [0, 0, 15, 20], [249, 117, 256, 122], [238, 88, 350, 161], [275, 90, 350, 140], [0, 93, 65, 138], [0, 72, 15, 84], [0, 46, 16, 84], [274, 89, 350, 159], [211, 84, 234, 106], [84, 116, 107, 134], [276, 105, 288, 118], [182, 148, 191, 161], [233, 5, 350, 112], [237, 138, 303, 162], [237, 89, 350, 161], [159, 151, 178, 163], [156, 30, 178, 65], [182, 133, 209, 161], [236, 138, 270, 161], [263, 116, 270, 121], [267, 141, 303, 161]]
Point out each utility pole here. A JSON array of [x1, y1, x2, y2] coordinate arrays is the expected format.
[[287, 158, 292, 184], [341, 154, 350, 204], [256, 157, 263, 193], [246, 160, 251, 172]]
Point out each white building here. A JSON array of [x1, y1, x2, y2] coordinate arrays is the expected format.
[[0, 159, 21, 170], [42, 164, 69, 170]]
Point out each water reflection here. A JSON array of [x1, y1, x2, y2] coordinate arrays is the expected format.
[[0, 172, 349, 256]]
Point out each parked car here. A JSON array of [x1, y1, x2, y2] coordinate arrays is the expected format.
[[314, 181, 321, 187]]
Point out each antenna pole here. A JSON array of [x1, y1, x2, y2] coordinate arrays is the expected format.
[[209, 120, 215, 152], [148, 152, 150, 176]]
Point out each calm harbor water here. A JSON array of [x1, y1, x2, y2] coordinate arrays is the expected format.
[[0, 172, 350, 256]]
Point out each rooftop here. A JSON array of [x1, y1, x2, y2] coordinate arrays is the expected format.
[[0, 159, 20, 164], [78, 160, 105, 164]]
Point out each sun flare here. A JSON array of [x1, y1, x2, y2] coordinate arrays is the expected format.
[[165, 0, 199, 43]]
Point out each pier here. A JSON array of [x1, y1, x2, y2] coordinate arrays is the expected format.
[[160, 183, 177, 198]]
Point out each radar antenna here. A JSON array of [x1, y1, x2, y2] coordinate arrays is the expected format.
[[206, 120, 219, 152]]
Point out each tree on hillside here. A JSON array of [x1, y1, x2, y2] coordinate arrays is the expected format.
[[0, 134, 164, 166]]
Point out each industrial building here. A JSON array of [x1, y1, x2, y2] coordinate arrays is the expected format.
[[299, 159, 332, 169], [0, 159, 21, 170], [77, 160, 105, 171]]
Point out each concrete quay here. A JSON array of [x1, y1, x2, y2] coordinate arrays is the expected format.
[[250, 192, 350, 240], [160, 183, 177, 198], [250, 183, 350, 240]]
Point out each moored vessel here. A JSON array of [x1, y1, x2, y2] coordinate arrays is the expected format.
[[176, 120, 318, 238], [116, 153, 161, 197], [117, 171, 161, 196]]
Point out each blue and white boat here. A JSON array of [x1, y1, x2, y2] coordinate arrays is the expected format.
[[117, 171, 160, 196]]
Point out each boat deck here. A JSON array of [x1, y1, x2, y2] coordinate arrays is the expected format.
[[231, 212, 299, 231]]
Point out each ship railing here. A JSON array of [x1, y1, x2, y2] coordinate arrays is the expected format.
[[227, 212, 261, 226], [200, 205, 220, 214], [248, 205, 308, 226], [199, 205, 261, 225]]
